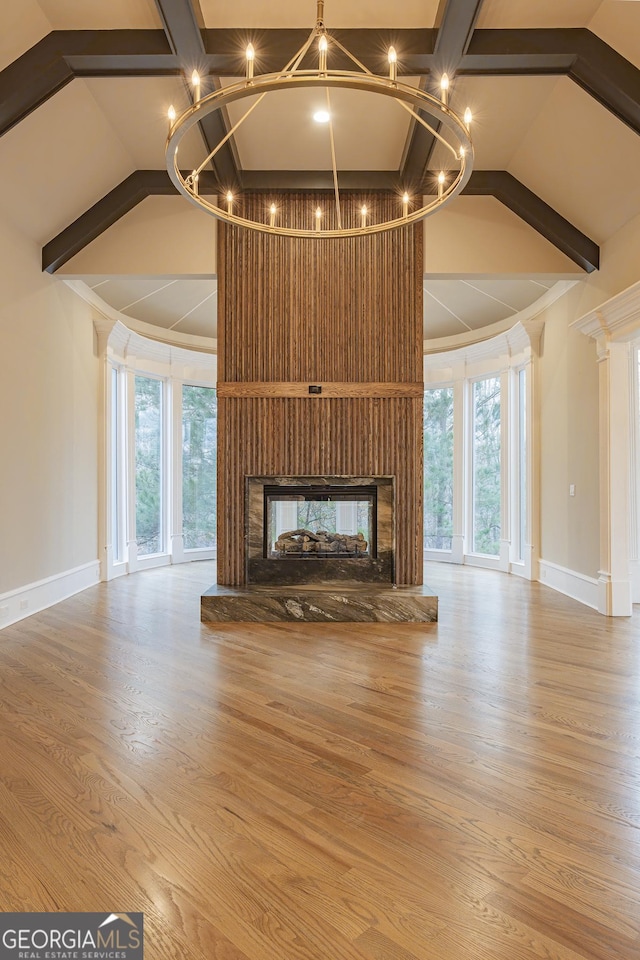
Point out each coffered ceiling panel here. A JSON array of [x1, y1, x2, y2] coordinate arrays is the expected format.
[[509, 77, 640, 243], [429, 76, 560, 172], [200, 0, 440, 29], [36, 0, 162, 30], [84, 78, 207, 171], [477, 0, 603, 28], [223, 83, 418, 171], [0, 81, 134, 245]]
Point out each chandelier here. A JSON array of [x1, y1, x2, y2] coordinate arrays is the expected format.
[[165, 1, 474, 238]]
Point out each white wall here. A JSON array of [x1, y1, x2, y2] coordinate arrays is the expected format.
[[537, 207, 640, 593], [538, 286, 600, 580], [0, 212, 100, 601]]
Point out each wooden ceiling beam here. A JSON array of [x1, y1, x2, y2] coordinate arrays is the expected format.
[[2, 28, 639, 137], [153, 0, 238, 188], [433, 0, 485, 72], [42, 170, 176, 274], [463, 171, 599, 272], [42, 168, 599, 275], [402, 0, 485, 199]]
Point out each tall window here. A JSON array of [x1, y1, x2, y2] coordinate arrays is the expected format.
[[134, 376, 163, 556], [424, 387, 454, 550], [517, 368, 527, 562], [182, 385, 217, 550], [110, 366, 122, 563], [472, 377, 501, 556]]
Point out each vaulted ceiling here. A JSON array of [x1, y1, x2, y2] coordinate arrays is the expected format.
[[2, 0, 640, 341]]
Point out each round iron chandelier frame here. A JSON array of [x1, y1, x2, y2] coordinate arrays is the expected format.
[[165, 15, 474, 238]]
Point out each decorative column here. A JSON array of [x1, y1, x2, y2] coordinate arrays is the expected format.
[[572, 281, 640, 616], [595, 338, 632, 615]]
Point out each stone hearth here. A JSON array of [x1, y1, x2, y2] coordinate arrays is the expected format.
[[201, 583, 438, 623]]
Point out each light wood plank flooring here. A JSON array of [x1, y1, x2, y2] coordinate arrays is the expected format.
[[1, 562, 640, 959]]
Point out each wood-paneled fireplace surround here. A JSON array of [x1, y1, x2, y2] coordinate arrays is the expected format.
[[201, 192, 438, 622]]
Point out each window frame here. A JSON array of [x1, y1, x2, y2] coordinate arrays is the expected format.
[[423, 325, 537, 578], [98, 321, 217, 581]]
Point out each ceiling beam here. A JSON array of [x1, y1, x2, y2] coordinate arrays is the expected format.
[[153, 0, 238, 188], [3, 29, 640, 139], [402, 0, 484, 196], [42, 170, 177, 273], [462, 171, 599, 273], [433, 0, 485, 72], [42, 168, 599, 275], [464, 29, 640, 137], [240, 171, 399, 191]]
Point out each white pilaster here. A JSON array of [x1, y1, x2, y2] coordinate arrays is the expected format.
[[572, 283, 640, 616], [596, 339, 632, 616]]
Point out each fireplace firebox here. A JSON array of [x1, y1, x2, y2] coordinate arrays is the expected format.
[[246, 476, 394, 585]]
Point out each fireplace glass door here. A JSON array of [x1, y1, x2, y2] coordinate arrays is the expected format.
[[264, 485, 377, 560]]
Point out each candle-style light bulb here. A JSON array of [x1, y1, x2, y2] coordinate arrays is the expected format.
[[315, 206, 322, 230], [361, 204, 368, 228], [388, 46, 397, 82], [440, 73, 449, 105], [437, 170, 445, 198], [167, 104, 176, 133], [318, 33, 328, 73], [402, 192, 409, 218], [226, 190, 234, 212], [269, 203, 276, 227], [191, 70, 201, 103], [246, 43, 255, 81], [464, 107, 473, 127]]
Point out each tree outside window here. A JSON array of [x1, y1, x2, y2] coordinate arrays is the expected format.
[[424, 387, 454, 550], [182, 385, 217, 549], [134, 376, 163, 556], [472, 377, 501, 555]]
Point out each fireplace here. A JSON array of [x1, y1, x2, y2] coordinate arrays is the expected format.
[[246, 476, 394, 585]]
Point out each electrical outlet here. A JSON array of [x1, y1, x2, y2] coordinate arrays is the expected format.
[[569, 484, 576, 496], [19, 599, 28, 610], [0, 605, 8, 616]]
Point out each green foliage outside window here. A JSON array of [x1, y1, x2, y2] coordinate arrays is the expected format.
[[135, 376, 162, 555], [182, 385, 217, 549], [472, 377, 501, 555], [423, 388, 454, 550]]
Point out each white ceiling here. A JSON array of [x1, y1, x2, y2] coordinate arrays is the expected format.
[[75, 272, 562, 342], [3, 0, 640, 343]]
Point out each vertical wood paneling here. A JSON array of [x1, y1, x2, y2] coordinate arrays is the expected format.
[[219, 193, 423, 385], [217, 193, 424, 586]]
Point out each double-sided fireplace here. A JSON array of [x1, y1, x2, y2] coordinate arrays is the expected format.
[[246, 476, 394, 585]]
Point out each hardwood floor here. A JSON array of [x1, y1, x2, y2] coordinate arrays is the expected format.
[[1, 562, 640, 959]]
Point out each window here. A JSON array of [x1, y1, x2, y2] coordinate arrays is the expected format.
[[110, 366, 122, 563], [182, 385, 217, 550], [134, 375, 163, 556], [423, 387, 454, 550], [517, 368, 527, 562], [472, 377, 501, 556]]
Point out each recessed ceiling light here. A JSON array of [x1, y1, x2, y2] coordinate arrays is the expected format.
[[313, 110, 330, 123]]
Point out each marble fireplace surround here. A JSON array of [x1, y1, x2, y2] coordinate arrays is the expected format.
[[246, 475, 394, 585]]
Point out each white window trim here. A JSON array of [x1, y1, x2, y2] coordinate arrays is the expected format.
[[96, 319, 217, 581], [423, 319, 541, 579]]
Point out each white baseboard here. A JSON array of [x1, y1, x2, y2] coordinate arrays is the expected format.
[[631, 559, 640, 605], [538, 559, 599, 610], [0, 560, 100, 630]]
